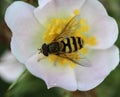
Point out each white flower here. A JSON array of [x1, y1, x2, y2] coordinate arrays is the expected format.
[[5, 0, 119, 91], [0, 51, 24, 83]]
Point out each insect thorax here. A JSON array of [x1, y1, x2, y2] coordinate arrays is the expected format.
[[48, 42, 60, 54]]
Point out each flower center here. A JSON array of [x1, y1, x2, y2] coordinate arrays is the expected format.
[[42, 9, 97, 68]]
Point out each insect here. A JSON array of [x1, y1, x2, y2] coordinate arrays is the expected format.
[[38, 16, 89, 66], [40, 36, 84, 56]]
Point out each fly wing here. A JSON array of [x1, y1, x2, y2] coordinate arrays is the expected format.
[[53, 15, 80, 42], [57, 53, 91, 67], [66, 57, 91, 67]]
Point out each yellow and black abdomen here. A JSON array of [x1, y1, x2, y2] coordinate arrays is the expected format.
[[60, 36, 84, 53]]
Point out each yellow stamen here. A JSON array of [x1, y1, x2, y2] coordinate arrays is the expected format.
[[82, 25, 89, 32], [88, 36, 97, 46], [81, 48, 88, 54], [80, 19, 86, 25], [70, 63, 76, 68], [74, 9, 80, 15]]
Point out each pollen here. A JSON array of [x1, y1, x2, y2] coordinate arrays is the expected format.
[[81, 48, 88, 54], [80, 19, 86, 25], [88, 36, 97, 46], [74, 9, 80, 15], [43, 18, 66, 43], [70, 63, 76, 68]]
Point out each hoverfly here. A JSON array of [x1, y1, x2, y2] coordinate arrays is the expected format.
[[38, 15, 89, 66]]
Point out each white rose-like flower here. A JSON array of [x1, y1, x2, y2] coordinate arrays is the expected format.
[[5, 0, 119, 91], [0, 51, 24, 83]]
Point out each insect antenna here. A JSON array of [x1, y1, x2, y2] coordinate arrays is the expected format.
[[38, 48, 42, 54]]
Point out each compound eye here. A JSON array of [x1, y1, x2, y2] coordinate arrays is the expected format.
[[42, 43, 47, 49], [42, 43, 49, 56], [43, 50, 48, 56]]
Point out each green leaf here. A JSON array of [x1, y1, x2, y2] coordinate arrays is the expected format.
[[5, 70, 70, 97], [5, 0, 14, 3]]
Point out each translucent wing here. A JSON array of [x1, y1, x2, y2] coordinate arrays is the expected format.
[[57, 53, 91, 67], [53, 15, 80, 41]]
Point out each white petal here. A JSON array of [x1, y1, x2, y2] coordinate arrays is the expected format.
[[80, 0, 107, 26], [34, 0, 57, 25], [89, 16, 118, 49], [0, 51, 24, 83], [79, 0, 118, 49], [75, 46, 119, 91], [5, 1, 43, 63], [34, 0, 85, 25], [38, 0, 52, 9], [52, 0, 85, 15], [36, 0, 108, 27], [25, 53, 77, 91]]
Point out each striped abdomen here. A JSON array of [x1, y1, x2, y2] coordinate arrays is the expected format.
[[60, 36, 84, 53]]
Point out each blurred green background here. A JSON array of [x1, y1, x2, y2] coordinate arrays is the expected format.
[[0, 0, 120, 97]]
